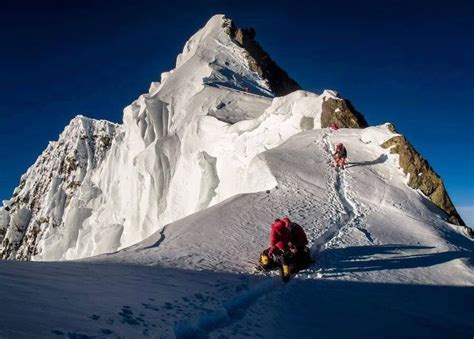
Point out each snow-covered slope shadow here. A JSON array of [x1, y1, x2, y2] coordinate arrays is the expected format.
[[1, 260, 473, 338], [210, 273, 474, 338], [321, 244, 473, 277], [173, 276, 281, 338]]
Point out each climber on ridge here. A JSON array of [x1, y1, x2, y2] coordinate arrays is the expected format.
[[333, 143, 347, 169]]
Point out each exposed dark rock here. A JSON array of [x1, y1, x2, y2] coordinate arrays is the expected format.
[[321, 97, 368, 129], [465, 227, 474, 238], [381, 128, 466, 228], [222, 17, 301, 97], [386, 123, 397, 134]]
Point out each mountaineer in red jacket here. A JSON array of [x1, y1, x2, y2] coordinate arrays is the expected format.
[[260, 218, 314, 274], [333, 143, 347, 169]]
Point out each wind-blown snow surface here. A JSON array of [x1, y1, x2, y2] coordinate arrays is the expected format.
[[1, 127, 473, 338]]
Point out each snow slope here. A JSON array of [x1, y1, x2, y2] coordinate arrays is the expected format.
[[98, 126, 473, 285], [1, 126, 472, 338]]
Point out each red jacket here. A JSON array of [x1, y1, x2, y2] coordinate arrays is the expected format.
[[268, 219, 291, 256]]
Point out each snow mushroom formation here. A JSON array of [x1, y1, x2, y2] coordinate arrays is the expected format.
[[0, 14, 469, 262]]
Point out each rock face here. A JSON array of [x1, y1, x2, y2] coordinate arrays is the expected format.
[[320, 97, 368, 129], [381, 125, 466, 228], [0, 116, 118, 260], [223, 17, 301, 97]]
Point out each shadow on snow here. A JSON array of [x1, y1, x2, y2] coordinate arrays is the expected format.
[[346, 154, 388, 168], [321, 244, 473, 275], [0, 255, 473, 339]]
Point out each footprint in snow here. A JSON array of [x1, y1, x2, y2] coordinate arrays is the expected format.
[[194, 293, 205, 301], [142, 303, 160, 311], [89, 314, 100, 321], [119, 307, 140, 326], [66, 332, 94, 338]]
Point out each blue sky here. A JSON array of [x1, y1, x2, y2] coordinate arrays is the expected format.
[[0, 0, 472, 224]]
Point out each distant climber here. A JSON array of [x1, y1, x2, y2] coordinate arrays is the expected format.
[[330, 123, 339, 132], [333, 143, 347, 169]]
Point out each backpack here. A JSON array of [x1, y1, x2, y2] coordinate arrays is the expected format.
[[339, 147, 347, 158]]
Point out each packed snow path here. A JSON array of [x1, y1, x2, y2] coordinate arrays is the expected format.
[[173, 277, 282, 338], [310, 131, 368, 255]]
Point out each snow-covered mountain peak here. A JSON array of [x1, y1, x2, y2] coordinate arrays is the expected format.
[[321, 89, 340, 98], [158, 14, 300, 101], [175, 14, 229, 68], [60, 115, 117, 140], [1, 14, 470, 263]]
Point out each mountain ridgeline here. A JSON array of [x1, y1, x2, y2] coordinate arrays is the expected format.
[[0, 14, 469, 261]]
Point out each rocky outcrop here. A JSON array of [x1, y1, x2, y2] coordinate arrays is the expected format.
[[321, 97, 368, 129], [0, 116, 118, 260], [223, 18, 301, 97], [381, 126, 466, 229]]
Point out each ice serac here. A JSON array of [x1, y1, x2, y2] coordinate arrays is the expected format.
[[0, 116, 118, 260]]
